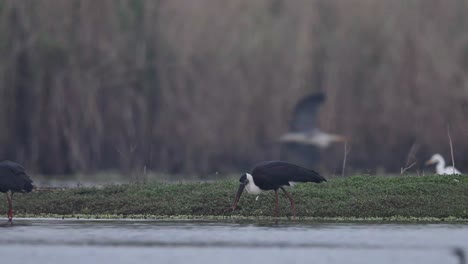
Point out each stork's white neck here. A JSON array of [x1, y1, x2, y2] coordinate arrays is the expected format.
[[434, 156, 446, 174], [245, 173, 262, 195]]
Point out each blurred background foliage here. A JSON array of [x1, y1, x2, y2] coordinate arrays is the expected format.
[[1, 0, 468, 176]]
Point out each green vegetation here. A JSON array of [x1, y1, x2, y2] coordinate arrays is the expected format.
[[1, 175, 468, 221]]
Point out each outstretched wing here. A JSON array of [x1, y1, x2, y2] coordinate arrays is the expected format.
[[290, 93, 325, 132]]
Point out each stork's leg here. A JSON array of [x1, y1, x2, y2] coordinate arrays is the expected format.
[[274, 189, 279, 218], [280, 187, 296, 220], [4, 193, 7, 221], [6, 192, 13, 223]]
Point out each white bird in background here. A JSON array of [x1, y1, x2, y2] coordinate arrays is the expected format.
[[425, 153, 461, 175], [279, 93, 345, 148]]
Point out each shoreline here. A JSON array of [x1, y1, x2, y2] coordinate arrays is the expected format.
[[2, 175, 467, 221]]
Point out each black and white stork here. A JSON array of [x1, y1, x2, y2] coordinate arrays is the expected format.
[[228, 161, 326, 219], [0, 160, 33, 224]]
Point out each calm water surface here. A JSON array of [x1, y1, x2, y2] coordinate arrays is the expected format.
[[0, 219, 466, 264]]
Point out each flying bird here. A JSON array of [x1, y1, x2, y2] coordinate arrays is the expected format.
[[279, 93, 345, 148], [425, 153, 461, 175], [228, 161, 326, 219], [0, 160, 33, 224]]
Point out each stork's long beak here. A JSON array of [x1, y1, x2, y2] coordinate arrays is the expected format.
[[230, 183, 246, 210], [333, 134, 347, 142], [425, 159, 435, 166]]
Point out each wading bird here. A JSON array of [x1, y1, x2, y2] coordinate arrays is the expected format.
[[279, 93, 345, 149], [228, 161, 326, 219], [425, 154, 461, 175], [0, 160, 33, 223]]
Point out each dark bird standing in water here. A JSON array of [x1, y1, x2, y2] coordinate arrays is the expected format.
[[228, 161, 326, 219], [0, 160, 33, 224]]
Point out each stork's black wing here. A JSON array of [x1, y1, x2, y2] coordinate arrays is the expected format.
[[0, 160, 33, 193], [0, 160, 26, 174], [251, 161, 326, 190], [290, 93, 325, 132]]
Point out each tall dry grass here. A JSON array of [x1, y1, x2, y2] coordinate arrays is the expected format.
[[1, 0, 468, 176]]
